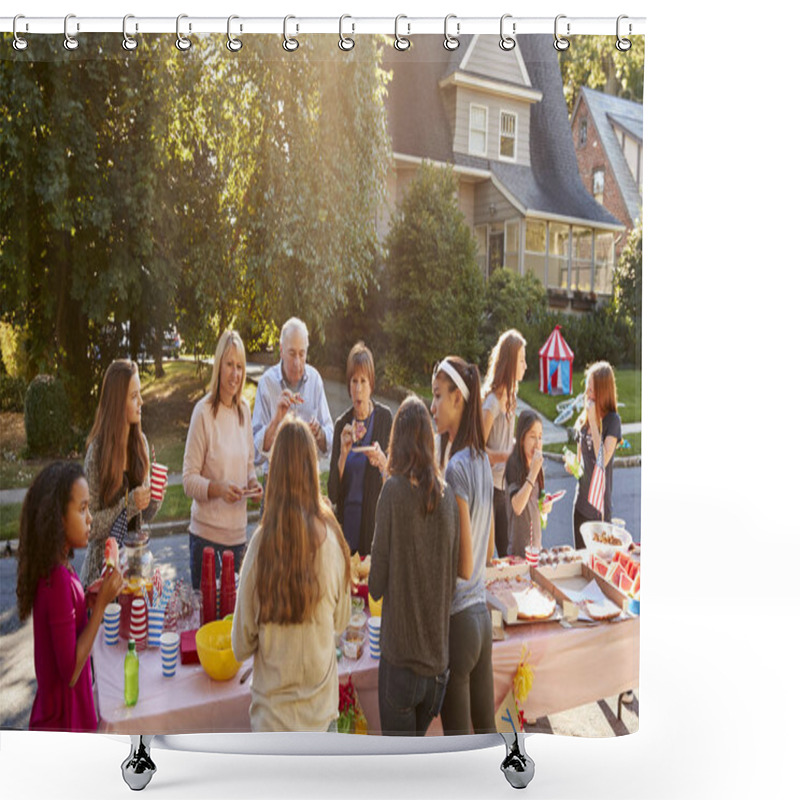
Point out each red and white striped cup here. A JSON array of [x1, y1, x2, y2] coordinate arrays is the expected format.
[[150, 462, 168, 502], [525, 546, 540, 568]]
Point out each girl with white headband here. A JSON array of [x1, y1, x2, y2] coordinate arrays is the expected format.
[[430, 356, 496, 736]]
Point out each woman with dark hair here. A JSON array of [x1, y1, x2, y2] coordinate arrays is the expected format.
[[504, 409, 551, 557], [17, 461, 122, 731], [232, 418, 351, 732], [430, 356, 496, 736], [481, 329, 527, 558], [369, 396, 461, 735], [328, 342, 392, 555], [80, 359, 161, 587]]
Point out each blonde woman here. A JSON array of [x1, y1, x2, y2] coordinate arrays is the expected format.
[[80, 359, 161, 587], [481, 329, 527, 557], [183, 330, 261, 589], [232, 418, 351, 732]]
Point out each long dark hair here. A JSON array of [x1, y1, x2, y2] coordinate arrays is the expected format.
[[434, 356, 485, 468], [17, 461, 86, 621], [387, 396, 443, 515], [505, 410, 545, 494], [483, 329, 526, 414]]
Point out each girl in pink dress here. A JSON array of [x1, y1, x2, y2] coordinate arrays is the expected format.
[[17, 461, 122, 731]]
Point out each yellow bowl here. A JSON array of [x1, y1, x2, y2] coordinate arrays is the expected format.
[[368, 593, 383, 618], [195, 619, 241, 681]]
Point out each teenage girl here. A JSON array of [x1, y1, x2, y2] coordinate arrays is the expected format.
[[571, 361, 622, 548], [481, 329, 527, 558], [431, 356, 496, 736], [80, 359, 161, 587], [17, 461, 123, 731]]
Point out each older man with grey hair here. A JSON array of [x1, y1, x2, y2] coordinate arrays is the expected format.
[[252, 317, 334, 480]]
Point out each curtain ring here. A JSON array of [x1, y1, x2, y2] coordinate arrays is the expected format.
[[227, 15, 243, 52], [176, 14, 192, 51], [394, 15, 410, 51], [339, 15, 355, 51], [122, 15, 138, 51], [499, 14, 516, 51], [283, 15, 299, 51], [616, 15, 632, 52], [443, 14, 460, 51], [12, 15, 28, 51], [553, 14, 570, 51], [64, 13, 79, 51]]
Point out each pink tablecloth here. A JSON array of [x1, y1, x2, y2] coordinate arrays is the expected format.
[[94, 614, 638, 735]]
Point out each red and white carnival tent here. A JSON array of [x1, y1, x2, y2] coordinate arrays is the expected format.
[[538, 325, 574, 396]]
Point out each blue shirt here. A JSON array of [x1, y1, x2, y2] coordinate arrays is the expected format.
[[445, 447, 493, 615], [251, 362, 334, 474]]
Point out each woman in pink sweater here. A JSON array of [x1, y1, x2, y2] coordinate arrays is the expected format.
[[183, 330, 261, 589]]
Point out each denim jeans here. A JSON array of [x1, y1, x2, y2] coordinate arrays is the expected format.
[[189, 533, 247, 591], [378, 658, 449, 736]]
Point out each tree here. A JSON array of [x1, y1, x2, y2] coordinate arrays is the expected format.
[[383, 163, 484, 383], [559, 36, 645, 115], [613, 220, 642, 367]]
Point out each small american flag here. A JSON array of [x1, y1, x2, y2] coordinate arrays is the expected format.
[[587, 440, 606, 519]]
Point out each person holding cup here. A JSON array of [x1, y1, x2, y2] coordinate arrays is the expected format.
[[80, 359, 162, 587], [183, 330, 261, 590]]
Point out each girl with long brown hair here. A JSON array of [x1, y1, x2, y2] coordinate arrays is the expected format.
[[232, 418, 351, 732], [571, 361, 622, 548], [481, 329, 528, 558], [369, 396, 460, 735], [430, 356, 496, 736], [80, 359, 161, 587]]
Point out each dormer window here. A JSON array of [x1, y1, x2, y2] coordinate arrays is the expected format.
[[469, 104, 488, 156], [499, 111, 517, 161]]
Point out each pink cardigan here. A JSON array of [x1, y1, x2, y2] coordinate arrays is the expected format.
[[183, 395, 257, 546]]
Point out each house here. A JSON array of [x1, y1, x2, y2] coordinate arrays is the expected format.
[[382, 34, 625, 311], [571, 86, 643, 259]]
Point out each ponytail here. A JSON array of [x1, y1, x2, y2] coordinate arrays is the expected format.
[[434, 357, 485, 464]]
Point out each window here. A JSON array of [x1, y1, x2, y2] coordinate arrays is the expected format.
[[504, 220, 520, 271], [594, 232, 614, 294], [499, 111, 517, 161], [524, 220, 547, 285], [469, 104, 488, 156], [579, 119, 588, 147], [572, 228, 593, 291], [549, 223, 570, 290], [592, 168, 605, 203]]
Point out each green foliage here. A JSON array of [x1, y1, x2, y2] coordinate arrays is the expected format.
[[0, 375, 26, 412], [23, 375, 72, 457], [0, 322, 26, 377], [383, 163, 484, 383], [613, 221, 642, 368]]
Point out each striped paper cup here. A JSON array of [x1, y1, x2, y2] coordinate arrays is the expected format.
[[150, 463, 168, 502], [525, 546, 540, 567]]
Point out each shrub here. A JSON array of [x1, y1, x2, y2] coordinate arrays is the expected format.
[[0, 375, 26, 412], [23, 375, 72, 457]]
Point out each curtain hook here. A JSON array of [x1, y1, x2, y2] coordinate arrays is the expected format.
[[339, 15, 355, 51], [12, 14, 28, 51], [499, 14, 516, 51], [122, 15, 138, 51], [616, 15, 632, 52], [283, 15, 299, 51], [553, 14, 570, 51], [443, 14, 460, 51], [227, 15, 243, 52], [394, 15, 410, 51], [64, 13, 79, 51], [176, 13, 192, 51]]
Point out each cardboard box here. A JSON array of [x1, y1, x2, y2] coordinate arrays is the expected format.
[[532, 561, 630, 620], [485, 557, 531, 582]]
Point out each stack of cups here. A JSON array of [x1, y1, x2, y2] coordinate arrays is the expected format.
[[525, 546, 540, 568], [150, 462, 169, 503], [148, 606, 165, 648], [160, 632, 180, 677], [219, 550, 236, 618], [201, 547, 217, 625], [367, 616, 381, 660], [130, 596, 148, 651], [103, 602, 121, 646]]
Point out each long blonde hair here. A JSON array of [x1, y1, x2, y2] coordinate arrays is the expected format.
[[207, 330, 246, 425], [87, 360, 148, 507], [255, 418, 350, 624], [482, 329, 526, 414]]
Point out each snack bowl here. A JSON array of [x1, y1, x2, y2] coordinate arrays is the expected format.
[[195, 619, 241, 681], [340, 628, 366, 660], [580, 521, 632, 559]]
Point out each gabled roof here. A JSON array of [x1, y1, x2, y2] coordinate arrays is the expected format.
[[576, 87, 643, 223], [384, 35, 622, 230]]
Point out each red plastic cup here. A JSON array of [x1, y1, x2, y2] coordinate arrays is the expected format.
[[201, 548, 217, 625], [150, 462, 168, 502]]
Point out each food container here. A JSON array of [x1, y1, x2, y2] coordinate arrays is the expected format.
[[195, 619, 241, 681], [580, 521, 633, 559], [340, 628, 366, 660]]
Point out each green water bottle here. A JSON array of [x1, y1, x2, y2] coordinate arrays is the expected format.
[[124, 639, 139, 707]]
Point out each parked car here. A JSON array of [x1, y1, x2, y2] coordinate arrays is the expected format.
[[162, 326, 182, 359]]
